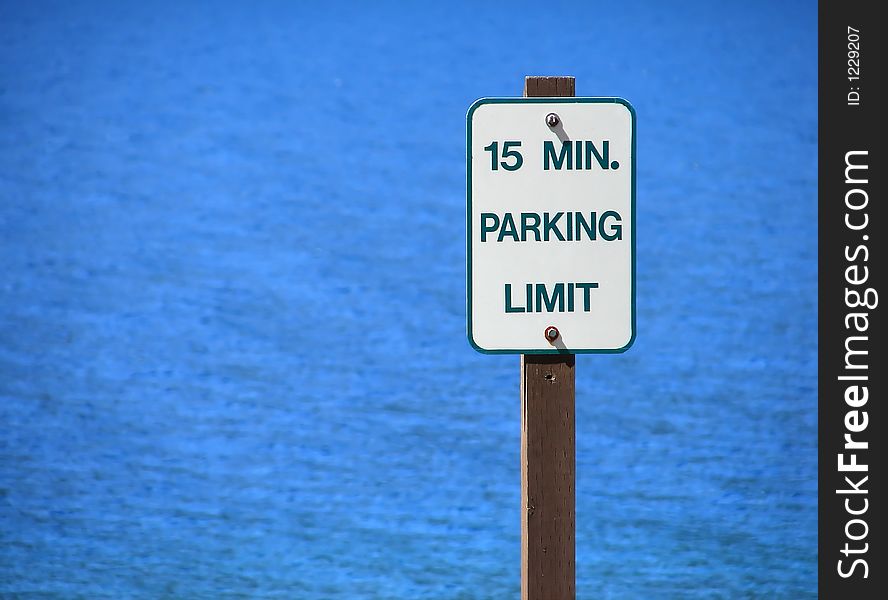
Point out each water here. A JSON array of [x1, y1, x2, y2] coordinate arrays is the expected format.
[[1, 1, 817, 597]]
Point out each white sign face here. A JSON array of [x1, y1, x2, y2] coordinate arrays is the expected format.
[[467, 98, 635, 354]]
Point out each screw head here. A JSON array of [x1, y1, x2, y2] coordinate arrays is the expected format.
[[545, 113, 560, 127], [544, 326, 560, 343]]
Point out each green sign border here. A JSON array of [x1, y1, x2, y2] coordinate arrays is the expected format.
[[466, 96, 637, 355]]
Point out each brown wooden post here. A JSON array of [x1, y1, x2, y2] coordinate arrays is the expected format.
[[521, 76, 577, 600]]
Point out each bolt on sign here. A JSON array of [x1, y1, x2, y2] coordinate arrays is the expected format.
[[466, 97, 636, 353]]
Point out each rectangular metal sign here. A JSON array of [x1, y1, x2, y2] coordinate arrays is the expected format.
[[467, 97, 636, 354]]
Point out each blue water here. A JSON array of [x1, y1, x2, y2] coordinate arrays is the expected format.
[[1, 1, 817, 597]]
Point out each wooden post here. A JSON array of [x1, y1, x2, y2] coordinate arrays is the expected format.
[[521, 76, 576, 600]]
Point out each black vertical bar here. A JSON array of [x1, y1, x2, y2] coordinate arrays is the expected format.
[[819, 0, 883, 596]]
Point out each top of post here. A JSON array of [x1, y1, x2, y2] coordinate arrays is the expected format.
[[524, 76, 575, 98]]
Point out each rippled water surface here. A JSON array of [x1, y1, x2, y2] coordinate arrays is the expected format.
[[1, 1, 817, 597]]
